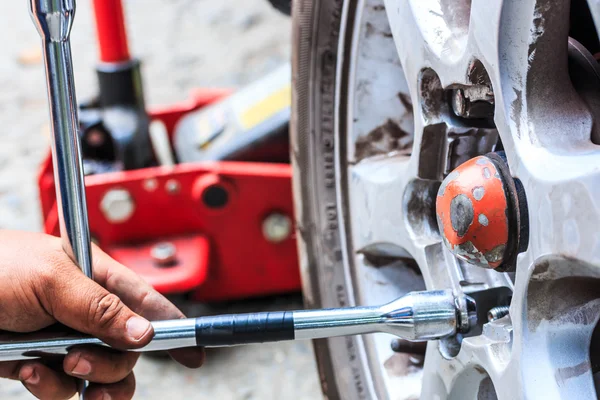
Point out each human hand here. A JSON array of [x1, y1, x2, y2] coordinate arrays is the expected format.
[[0, 230, 205, 400]]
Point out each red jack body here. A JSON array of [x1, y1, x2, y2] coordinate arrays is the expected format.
[[38, 0, 302, 302]]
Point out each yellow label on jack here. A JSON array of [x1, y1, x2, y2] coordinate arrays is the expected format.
[[240, 84, 291, 131]]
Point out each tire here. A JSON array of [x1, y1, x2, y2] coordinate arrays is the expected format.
[[291, 0, 378, 398]]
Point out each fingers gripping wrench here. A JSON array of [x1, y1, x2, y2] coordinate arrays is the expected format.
[[29, 0, 94, 396]]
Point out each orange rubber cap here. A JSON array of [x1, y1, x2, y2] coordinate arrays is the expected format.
[[436, 156, 510, 269]]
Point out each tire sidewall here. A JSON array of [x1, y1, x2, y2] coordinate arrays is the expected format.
[[292, 0, 377, 398]]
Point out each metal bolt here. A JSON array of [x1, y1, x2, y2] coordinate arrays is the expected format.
[[151, 242, 177, 267], [100, 189, 135, 223], [144, 178, 158, 192], [452, 89, 466, 117], [451, 86, 495, 119], [166, 180, 181, 194], [262, 213, 292, 243], [487, 305, 510, 322]]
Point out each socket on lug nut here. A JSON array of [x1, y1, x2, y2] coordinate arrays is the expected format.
[[100, 189, 135, 223]]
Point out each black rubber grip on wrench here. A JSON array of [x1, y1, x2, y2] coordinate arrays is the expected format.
[[195, 311, 294, 346]]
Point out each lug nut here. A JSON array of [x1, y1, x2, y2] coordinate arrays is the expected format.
[[487, 306, 510, 322], [151, 242, 177, 267], [451, 86, 495, 119], [263, 213, 292, 243], [451, 89, 466, 117], [100, 189, 135, 223]]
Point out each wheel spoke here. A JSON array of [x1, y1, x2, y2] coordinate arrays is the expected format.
[[348, 155, 417, 257], [383, 0, 472, 78], [421, 321, 520, 400], [492, 0, 594, 151], [382, 0, 427, 85], [516, 150, 600, 265], [506, 251, 600, 399]]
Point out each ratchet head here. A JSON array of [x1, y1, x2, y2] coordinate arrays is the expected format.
[[29, 0, 76, 42], [378, 290, 468, 340]]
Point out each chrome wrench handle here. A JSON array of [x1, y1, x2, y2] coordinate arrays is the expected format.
[[0, 290, 468, 362], [28, 0, 93, 278], [29, 1, 93, 397]]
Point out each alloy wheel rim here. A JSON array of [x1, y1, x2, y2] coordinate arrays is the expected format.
[[333, 0, 600, 398]]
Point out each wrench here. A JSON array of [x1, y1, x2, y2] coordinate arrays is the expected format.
[[0, 290, 475, 362], [29, 0, 93, 397]]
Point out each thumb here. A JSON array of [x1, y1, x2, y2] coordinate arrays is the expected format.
[[39, 265, 154, 349]]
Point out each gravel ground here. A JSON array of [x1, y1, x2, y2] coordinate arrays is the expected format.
[[0, 1, 321, 398]]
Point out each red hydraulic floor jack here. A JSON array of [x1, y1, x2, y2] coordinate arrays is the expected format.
[[37, 0, 301, 303]]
